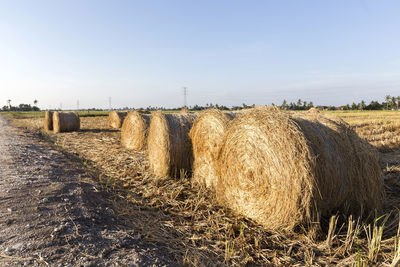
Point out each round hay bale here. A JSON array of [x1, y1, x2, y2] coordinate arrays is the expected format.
[[53, 112, 80, 133], [216, 108, 383, 231], [44, 111, 53, 131], [308, 107, 320, 113], [147, 111, 198, 178], [121, 111, 151, 150], [108, 111, 127, 129], [189, 109, 236, 189]]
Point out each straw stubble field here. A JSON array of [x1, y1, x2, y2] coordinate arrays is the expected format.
[[7, 110, 400, 266]]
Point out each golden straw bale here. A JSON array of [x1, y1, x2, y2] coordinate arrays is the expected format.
[[108, 111, 127, 129], [216, 108, 383, 231], [121, 111, 151, 150], [44, 111, 53, 131], [53, 112, 80, 133], [308, 107, 320, 113], [147, 111, 198, 178], [189, 109, 236, 189]]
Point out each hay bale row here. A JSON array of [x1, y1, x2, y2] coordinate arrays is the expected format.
[[47, 106, 381, 232], [147, 111, 198, 178], [121, 111, 151, 150], [108, 111, 127, 129], [215, 108, 383, 231], [53, 112, 80, 133], [44, 111, 80, 133]]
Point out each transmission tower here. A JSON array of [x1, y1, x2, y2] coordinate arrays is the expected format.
[[183, 87, 188, 108], [108, 97, 112, 110], [77, 100, 79, 110]]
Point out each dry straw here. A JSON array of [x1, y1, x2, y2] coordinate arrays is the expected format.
[[44, 111, 53, 131], [147, 111, 198, 178], [53, 112, 80, 133], [189, 109, 236, 189], [216, 107, 384, 231], [121, 111, 151, 150], [108, 111, 127, 129]]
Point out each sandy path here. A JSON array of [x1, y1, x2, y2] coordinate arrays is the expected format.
[[0, 115, 174, 266]]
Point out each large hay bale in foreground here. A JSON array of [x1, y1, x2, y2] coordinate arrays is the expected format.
[[108, 111, 127, 129], [216, 108, 384, 231], [44, 111, 53, 131], [53, 112, 80, 133], [121, 111, 151, 150], [189, 109, 236, 189], [147, 111, 198, 178]]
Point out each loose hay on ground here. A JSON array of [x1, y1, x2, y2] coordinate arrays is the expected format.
[[147, 111, 198, 178], [216, 108, 384, 231], [121, 111, 151, 150], [108, 110, 127, 129], [53, 112, 80, 133], [189, 109, 236, 189]]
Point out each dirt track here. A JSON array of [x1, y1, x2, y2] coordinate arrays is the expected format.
[[0, 115, 174, 266]]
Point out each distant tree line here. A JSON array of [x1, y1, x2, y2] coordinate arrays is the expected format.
[[279, 95, 400, 111], [3, 95, 400, 112], [1, 99, 40, 111]]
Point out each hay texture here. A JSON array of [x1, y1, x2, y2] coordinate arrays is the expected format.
[[53, 112, 80, 133], [121, 111, 151, 150], [44, 111, 53, 131], [189, 109, 236, 189], [216, 108, 384, 231], [147, 111, 198, 178], [108, 111, 127, 129]]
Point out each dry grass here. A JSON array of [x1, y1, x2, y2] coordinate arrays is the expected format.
[[8, 112, 400, 266]]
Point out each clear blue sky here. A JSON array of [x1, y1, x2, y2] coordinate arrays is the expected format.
[[0, 0, 399, 109]]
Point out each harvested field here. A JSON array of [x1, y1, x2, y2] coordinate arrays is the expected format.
[[327, 110, 400, 152], [7, 110, 400, 266]]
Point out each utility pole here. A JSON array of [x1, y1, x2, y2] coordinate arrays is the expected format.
[[108, 97, 112, 110], [183, 87, 188, 108]]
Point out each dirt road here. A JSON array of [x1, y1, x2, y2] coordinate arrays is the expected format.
[[0, 115, 174, 266]]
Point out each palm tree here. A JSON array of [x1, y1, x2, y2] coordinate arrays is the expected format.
[[385, 95, 391, 110]]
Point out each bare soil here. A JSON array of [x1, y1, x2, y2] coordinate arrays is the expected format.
[[0, 115, 175, 266]]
